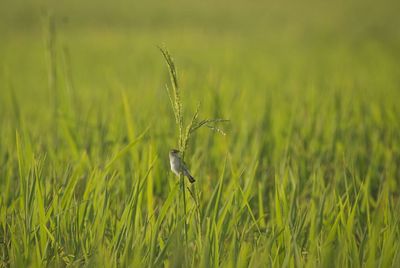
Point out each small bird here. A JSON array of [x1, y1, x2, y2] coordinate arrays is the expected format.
[[169, 149, 195, 183]]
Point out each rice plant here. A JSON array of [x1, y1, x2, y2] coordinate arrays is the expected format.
[[160, 47, 228, 266]]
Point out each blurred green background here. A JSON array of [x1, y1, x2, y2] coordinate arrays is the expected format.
[[1, 0, 399, 153], [1, 0, 400, 173], [1, 0, 399, 108]]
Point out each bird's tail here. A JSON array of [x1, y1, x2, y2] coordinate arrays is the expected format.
[[184, 170, 195, 183], [187, 174, 195, 183]]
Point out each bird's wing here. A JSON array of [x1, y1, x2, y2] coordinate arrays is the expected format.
[[182, 160, 190, 171]]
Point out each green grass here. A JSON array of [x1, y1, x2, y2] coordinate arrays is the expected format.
[[1, 0, 400, 267]]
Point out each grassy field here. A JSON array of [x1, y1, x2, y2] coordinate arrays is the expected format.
[[1, 0, 400, 267]]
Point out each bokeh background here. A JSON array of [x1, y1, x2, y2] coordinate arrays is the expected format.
[[1, 0, 399, 116]]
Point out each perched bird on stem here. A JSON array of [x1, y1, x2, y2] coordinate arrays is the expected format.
[[169, 149, 195, 183]]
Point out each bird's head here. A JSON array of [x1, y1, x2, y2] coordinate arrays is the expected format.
[[169, 149, 180, 156]]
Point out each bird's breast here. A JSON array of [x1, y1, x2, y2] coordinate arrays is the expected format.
[[170, 157, 181, 170]]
